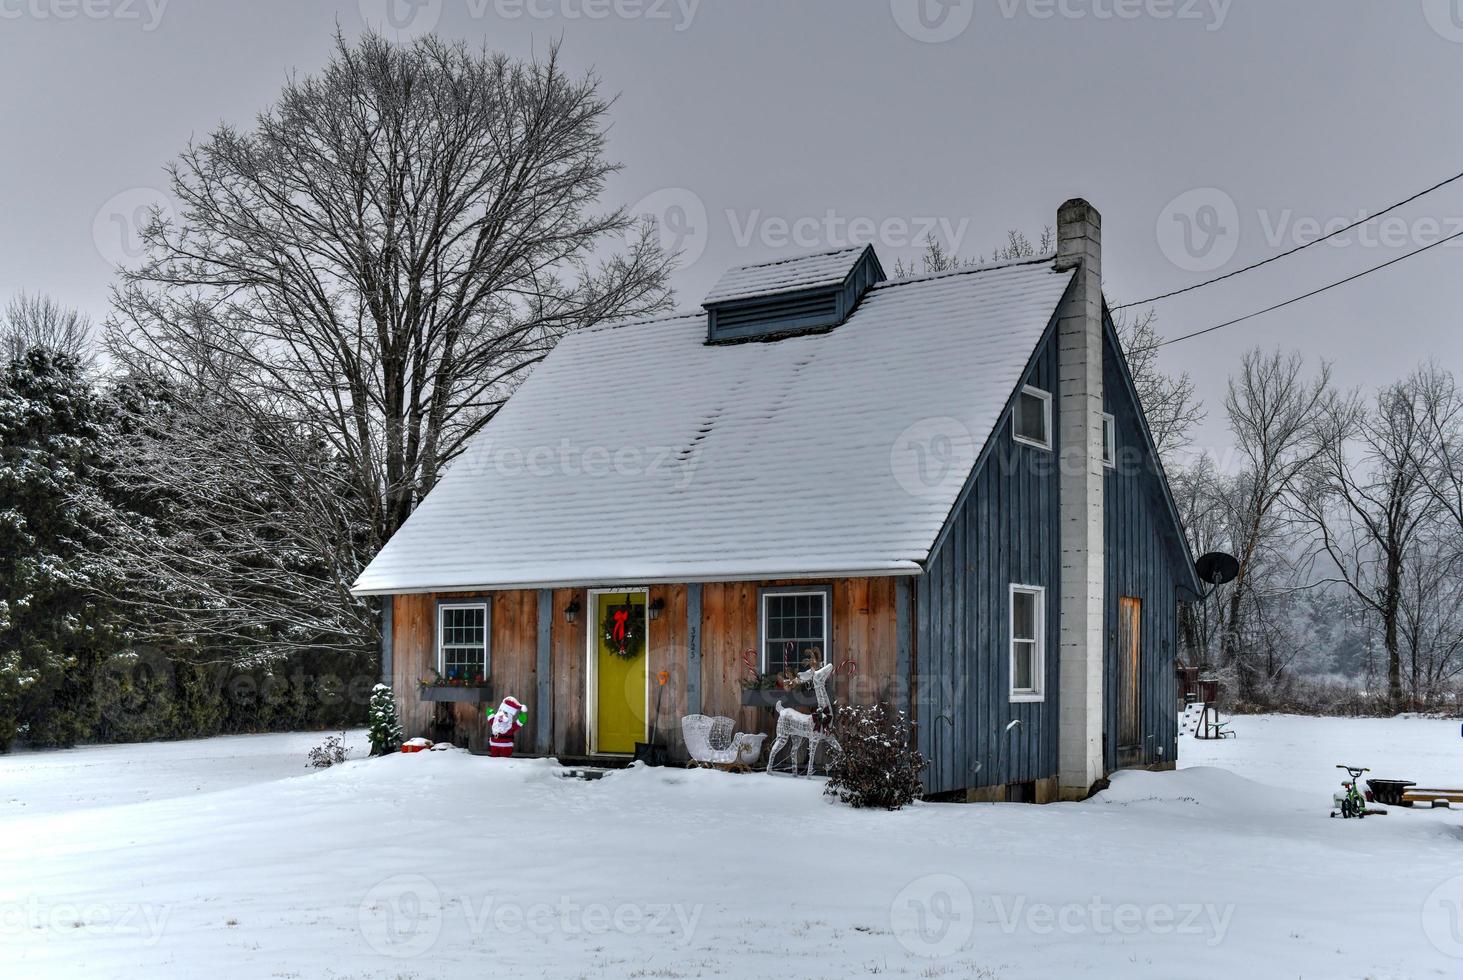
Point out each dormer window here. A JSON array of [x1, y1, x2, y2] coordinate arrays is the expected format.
[[703, 244, 885, 344], [1013, 386, 1052, 450]]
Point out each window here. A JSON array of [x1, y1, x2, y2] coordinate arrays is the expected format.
[[437, 602, 489, 682], [1009, 585, 1044, 702], [1013, 386, 1052, 450], [760, 587, 830, 675], [1102, 412, 1117, 468]]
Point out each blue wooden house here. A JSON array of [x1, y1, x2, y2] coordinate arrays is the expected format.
[[353, 198, 1201, 801]]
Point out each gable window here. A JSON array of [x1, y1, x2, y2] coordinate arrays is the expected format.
[[437, 601, 490, 683], [1009, 585, 1045, 702], [1102, 413, 1117, 468], [1013, 386, 1052, 450], [760, 587, 831, 675]]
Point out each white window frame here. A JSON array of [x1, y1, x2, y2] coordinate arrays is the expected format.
[[436, 601, 490, 681], [1102, 412, 1117, 468], [1009, 584, 1045, 703], [759, 587, 831, 675], [1013, 385, 1053, 451]]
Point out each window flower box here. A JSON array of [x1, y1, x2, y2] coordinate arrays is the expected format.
[[419, 684, 493, 703]]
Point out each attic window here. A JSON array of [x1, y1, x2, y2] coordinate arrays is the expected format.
[[1102, 413, 1117, 468], [703, 245, 885, 344], [1013, 386, 1052, 450]]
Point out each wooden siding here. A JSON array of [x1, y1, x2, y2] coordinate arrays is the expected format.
[[390, 589, 539, 752], [915, 327, 1062, 795], [1102, 322, 1186, 772], [698, 578, 902, 743], [390, 578, 897, 760]]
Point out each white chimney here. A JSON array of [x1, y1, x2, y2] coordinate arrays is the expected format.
[[1053, 198, 1105, 800]]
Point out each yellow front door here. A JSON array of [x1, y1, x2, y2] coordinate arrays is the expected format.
[[592, 591, 648, 754]]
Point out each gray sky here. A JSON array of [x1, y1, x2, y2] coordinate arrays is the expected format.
[[3, 0, 1461, 452]]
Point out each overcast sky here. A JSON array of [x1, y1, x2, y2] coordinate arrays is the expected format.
[[3, 0, 1461, 452]]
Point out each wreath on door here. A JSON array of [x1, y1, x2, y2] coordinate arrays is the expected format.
[[601, 598, 646, 660]]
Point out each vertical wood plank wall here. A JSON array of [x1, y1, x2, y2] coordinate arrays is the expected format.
[[916, 328, 1062, 796], [391, 589, 540, 751], [1102, 322, 1184, 772], [391, 577, 901, 759]]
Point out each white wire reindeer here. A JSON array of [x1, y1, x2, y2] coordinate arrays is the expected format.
[[766, 660, 842, 776]]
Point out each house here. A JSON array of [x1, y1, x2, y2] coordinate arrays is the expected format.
[[351, 199, 1202, 802]]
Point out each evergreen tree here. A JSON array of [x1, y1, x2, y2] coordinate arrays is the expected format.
[[368, 683, 403, 755], [0, 349, 117, 749]]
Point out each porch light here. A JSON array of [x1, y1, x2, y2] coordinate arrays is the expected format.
[[649, 597, 665, 621], [564, 599, 581, 624]]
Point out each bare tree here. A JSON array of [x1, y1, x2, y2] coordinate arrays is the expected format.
[[1412, 364, 1463, 546], [103, 32, 673, 654], [1113, 309, 1203, 462], [3, 293, 93, 365], [1216, 348, 1336, 697], [1296, 375, 1439, 711], [1398, 532, 1463, 701]]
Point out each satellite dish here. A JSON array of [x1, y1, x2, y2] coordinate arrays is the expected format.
[[1195, 552, 1240, 586]]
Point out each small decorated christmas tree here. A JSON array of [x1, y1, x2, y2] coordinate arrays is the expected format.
[[368, 683, 404, 756]]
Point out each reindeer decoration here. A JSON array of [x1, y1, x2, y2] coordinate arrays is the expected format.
[[766, 656, 842, 777]]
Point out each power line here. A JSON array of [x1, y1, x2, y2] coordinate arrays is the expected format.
[[1148, 227, 1463, 349], [1115, 168, 1463, 310]]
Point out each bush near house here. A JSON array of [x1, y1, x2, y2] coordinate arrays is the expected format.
[[825, 701, 927, 810]]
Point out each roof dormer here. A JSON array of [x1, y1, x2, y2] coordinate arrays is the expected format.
[[702, 244, 886, 344]]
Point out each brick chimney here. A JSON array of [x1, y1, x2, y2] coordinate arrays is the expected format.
[[1053, 199, 1105, 800]]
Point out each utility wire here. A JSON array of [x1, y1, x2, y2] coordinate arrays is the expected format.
[[1147, 227, 1463, 349], [1114, 168, 1463, 310]]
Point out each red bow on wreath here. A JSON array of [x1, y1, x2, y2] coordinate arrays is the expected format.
[[611, 608, 629, 650]]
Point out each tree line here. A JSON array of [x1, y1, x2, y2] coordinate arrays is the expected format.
[[0, 32, 670, 751]]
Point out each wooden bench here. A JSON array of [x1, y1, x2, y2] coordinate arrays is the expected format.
[[1401, 788, 1463, 807]]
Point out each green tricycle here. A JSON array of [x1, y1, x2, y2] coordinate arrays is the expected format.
[[1330, 764, 1370, 819]]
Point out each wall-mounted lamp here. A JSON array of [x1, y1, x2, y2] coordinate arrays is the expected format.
[[564, 599, 582, 624], [648, 597, 665, 621]]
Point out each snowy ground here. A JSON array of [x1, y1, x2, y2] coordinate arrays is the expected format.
[[1, 718, 1460, 979]]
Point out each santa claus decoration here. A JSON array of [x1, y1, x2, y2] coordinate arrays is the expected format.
[[488, 696, 527, 757]]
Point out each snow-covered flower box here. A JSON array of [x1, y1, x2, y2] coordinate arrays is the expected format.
[[418, 685, 493, 703]]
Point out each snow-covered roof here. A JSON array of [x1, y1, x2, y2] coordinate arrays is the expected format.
[[702, 245, 872, 305], [353, 255, 1074, 594]]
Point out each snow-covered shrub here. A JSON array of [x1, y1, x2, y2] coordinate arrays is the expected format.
[[368, 684, 403, 756], [307, 732, 350, 768], [824, 701, 927, 810]]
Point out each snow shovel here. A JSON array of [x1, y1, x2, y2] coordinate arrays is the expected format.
[[635, 670, 670, 767]]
